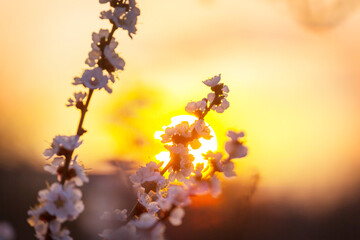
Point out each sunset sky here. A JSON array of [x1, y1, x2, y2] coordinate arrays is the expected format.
[[1, 0, 360, 213]]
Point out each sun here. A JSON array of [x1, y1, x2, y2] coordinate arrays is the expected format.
[[154, 115, 217, 169]]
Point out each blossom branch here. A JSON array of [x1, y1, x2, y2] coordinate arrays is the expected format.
[[101, 74, 248, 240], [28, 0, 141, 239]]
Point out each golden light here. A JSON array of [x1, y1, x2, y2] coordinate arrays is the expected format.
[[155, 115, 217, 168]]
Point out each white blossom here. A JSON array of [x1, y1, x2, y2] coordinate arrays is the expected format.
[[86, 29, 125, 73], [225, 130, 248, 159], [209, 175, 221, 197], [168, 207, 185, 226], [222, 160, 236, 177], [131, 213, 158, 229], [194, 163, 204, 178], [66, 91, 87, 107], [207, 93, 229, 113], [86, 29, 109, 67], [185, 100, 207, 115], [203, 151, 223, 171], [130, 161, 166, 191], [202, 74, 221, 87], [44, 157, 64, 175], [161, 122, 191, 144], [73, 68, 112, 93], [165, 144, 188, 156], [138, 190, 160, 214], [104, 41, 125, 71], [43, 135, 82, 159], [192, 119, 212, 140], [158, 185, 190, 211], [70, 157, 89, 186], [49, 220, 72, 240], [227, 130, 245, 141], [27, 207, 51, 239], [44, 156, 88, 186], [168, 153, 194, 182], [100, 1, 140, 38], [38, 183, 84, 221]]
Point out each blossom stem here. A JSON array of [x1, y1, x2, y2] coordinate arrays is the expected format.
[[60, 89, 94, 186], [160, 160, 172, 176], [76, 89, 94, 136], [107, 24, 117, 44], [200, 99, 216, 120]]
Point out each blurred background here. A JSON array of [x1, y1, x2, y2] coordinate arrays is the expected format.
[[0, 0, 360, 239]]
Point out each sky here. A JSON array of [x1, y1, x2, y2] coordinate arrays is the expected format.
[[1, 0, 360, 213]]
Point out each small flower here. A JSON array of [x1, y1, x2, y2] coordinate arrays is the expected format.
[[168, 207, 185, 226], [202, 74, 221, 87], [138, 190, 160, 214], [86, 29, 109, 67], [161, 122, 192, 144], [73, 68, 112, 93], [207, 93, 229, 113], [185, 100, 207, 117], [28, 206, 56, 239], [193, 163, 204, 179], [203, 151, 223, 172], [222, 160, 236, 177], [104, 41, 125, 71], [203, 74, 230, 114], [44, 157, 64, 175], [43, 135, 82, 159], [165, 144, 188, 156], [225, 130, 248, 159], [158, 185, 191, 211], [66, 91, 87, 108], [130, 161, 166, 192], [227, 130, 245, 141], [100, 1, 141, 38], [191, 119, 212, 140], [44, 156, 88, 186], [131, 213, 158, 229], [188, 174, 221, 197], [38, 183, 84, 221], [49, 220, 72, 240], [168, 153, 194, 182], [68, 157, 89, 186], [209, 175, 221, 197], [100, 10, 113, 20]]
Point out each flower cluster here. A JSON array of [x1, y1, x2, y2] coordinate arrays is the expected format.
[[100, 0, 140, 38], [186, 74, 230, 116], [73, 0, 140, 94], [100, 75, 248, 239], [28, 0, 140, 239], [28, 135, 87, 240]]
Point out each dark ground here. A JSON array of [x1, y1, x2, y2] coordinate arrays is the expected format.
[[0, 161, 359, 240]]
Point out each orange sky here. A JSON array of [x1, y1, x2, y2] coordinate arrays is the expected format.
[[1, 0, 360, 212]]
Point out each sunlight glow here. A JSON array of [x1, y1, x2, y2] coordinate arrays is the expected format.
[[155, 115, 217, 169]]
